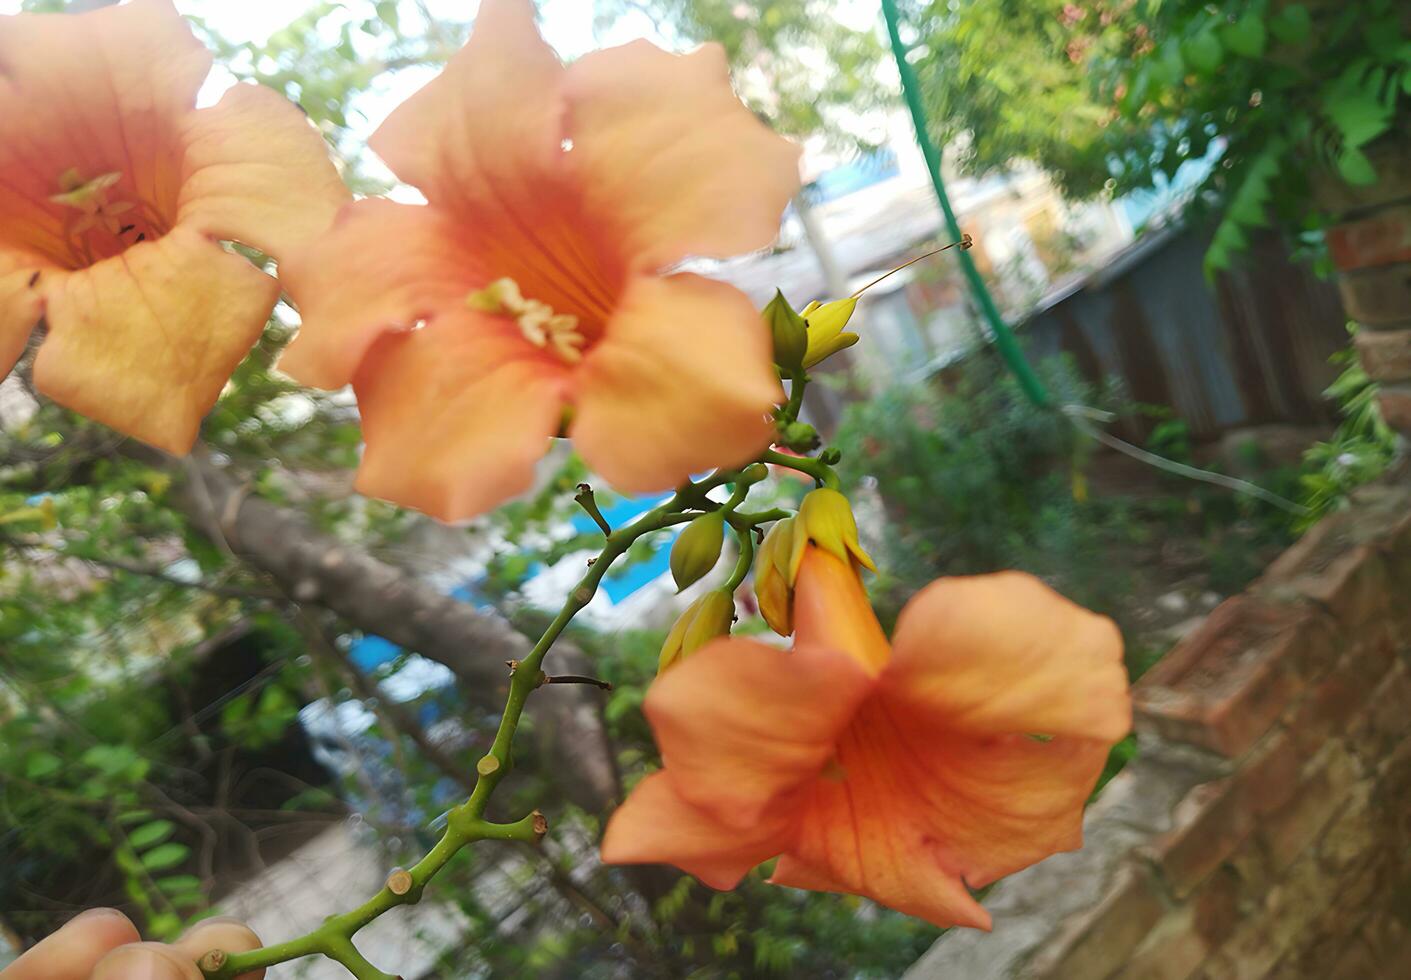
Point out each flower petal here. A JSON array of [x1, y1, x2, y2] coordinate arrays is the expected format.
[[33, 227, 277, 454], [1, 248, 48, 376], [871, 708, 1113, 890], [601, 772, 789, 890], [0, 0, 211, 246], [278, 199, 479, 390], [564, 40, 801, 270], [368, 0, 565, 209], [645, 637, 873, 829], [351, 312, 568, 521], [783, 703, 994, 931], [792, 548, 891, 676], [886, 572, 1131, 743], [178, 82, 349, 258], [570, 273, 781, 492]]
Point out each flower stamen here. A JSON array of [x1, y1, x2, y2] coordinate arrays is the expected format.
[[468, 277, 586, 363]]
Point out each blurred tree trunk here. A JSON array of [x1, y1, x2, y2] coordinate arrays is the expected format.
[[154, 448, 623, 817]]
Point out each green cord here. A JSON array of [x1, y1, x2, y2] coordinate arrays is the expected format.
[[880, 0, 1051, 408]]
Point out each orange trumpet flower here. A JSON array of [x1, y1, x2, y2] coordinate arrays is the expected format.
[[0, 0, 348, 453], [602, 545, 1131, 929], [277, 0, 801, 521]]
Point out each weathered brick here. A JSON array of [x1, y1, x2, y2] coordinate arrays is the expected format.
[[1027, 864, 1168, 980], [1259, 535, 1391, 631], [1190, 865, 1244, 949], [1328, 204, 1411, 271], [1361, 905, 1411, 972], [1317, 782, 1376, 875], [1314, 134, 1411, 217], [1135, 598, 1329, 758], [1337, 261, 1411, 327], [1239, 728, 1302, 817], [1330, 938, 1381, 978], [1372, 735, 1411, 852], [1355, 325, 1411, 382], [1222, 840, 1273, 913], [1377, 382, 1411, 432], [1142, 778, 1253, 899], [1114, 907, 1208, 980], [1258, 741, 1360, 871], [1349, 661, 1411, 764]]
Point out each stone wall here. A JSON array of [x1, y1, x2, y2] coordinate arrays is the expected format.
[[907, 481, 1411, 980]]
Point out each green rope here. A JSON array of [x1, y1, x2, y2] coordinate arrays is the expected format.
[[880, 0, 1050, 407]]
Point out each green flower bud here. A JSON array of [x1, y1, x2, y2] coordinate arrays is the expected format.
[[778, 420, 820, 452], [762, 289, 809, 372], [669, 511, 725, 592], [659, 589, 735, 672]]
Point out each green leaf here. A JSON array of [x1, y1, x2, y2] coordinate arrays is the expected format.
[[139, 843, 189, 872], [1337, 146, 1378, 185], [156, 874, 203, 895], [1220, 15, 1267, 59], [1269, 5, 1311, 44], [1325, 93, 1392, 148], [80, 744, 148, 782], [1181, 30, 1224, 75], [25, 752, 62, 780], [128, 820, 176, 850]]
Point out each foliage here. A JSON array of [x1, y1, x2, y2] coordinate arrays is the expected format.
[[1297, 327, 1398, 527], [832, 354, 1106, 601], [1077, 0, 1407, 271], [593, 0, 888, 146], [903, 0, 1138, 197], [831, 351, 1299, 642]]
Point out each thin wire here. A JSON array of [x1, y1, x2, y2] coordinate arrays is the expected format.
[[1063, 406, 1311, 515]]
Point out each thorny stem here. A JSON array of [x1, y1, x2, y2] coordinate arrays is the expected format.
[[204, 389, 824, 978]]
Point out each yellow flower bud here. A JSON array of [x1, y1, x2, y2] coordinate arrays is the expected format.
[[788, 487, 877, 583], [754, 517, 796, 636], [659, 589, 735, 672], [802, 296, 860, 368], [762, 289, 808, 372], [669, 511, 726, 592]]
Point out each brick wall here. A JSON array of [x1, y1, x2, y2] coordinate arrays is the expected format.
[[907, 480, 1411, 980]]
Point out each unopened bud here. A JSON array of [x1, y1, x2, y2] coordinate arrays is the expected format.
[[803, 296, 860, 368], [754, 518, 797, 636], [789, 488, 877, 582], [670, 511, 725, 591], [659, 590, 735, 672], [762, 289, 808, 372], [779, 420, 820, 452]]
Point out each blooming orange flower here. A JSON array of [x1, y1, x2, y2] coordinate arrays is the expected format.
[[601, 545, 1131, 929], [0, 0, 348, 454], [277, 0, 800, 521]]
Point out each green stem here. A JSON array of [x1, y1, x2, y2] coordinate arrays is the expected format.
[[782, 368, 808, 423], [203, 491, 696, 980], [722, 523, 755, 592], [879, 0, 1050, 408], [761, 448, 840, 489]]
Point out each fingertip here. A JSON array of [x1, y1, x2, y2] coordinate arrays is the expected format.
[[2, 909, 140, 980], [174, 918, 264, 980], [90, 943, 199, 980]]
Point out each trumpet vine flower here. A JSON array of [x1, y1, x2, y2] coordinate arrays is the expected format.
[[0, 0, 348, 453], [602, 538, 1131, 929], [277, 0, 801, 521]]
